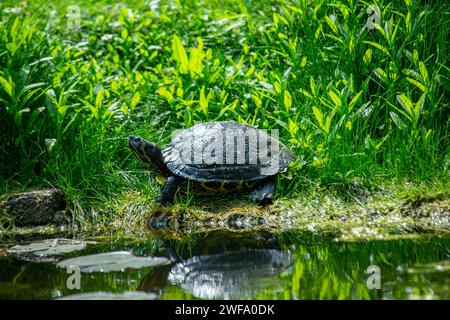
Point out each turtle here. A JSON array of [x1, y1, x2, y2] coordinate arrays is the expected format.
[[128, 121, 296, 205]]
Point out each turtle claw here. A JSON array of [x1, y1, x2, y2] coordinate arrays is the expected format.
[[155, 195, 164, 204], [250, 179, 276, 206], [156, 195, 173, 205], [250, 191, 273, 206]]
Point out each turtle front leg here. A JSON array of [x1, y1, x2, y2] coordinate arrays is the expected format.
[[250, 178, 276, 205], [157, 176, 181, 205]]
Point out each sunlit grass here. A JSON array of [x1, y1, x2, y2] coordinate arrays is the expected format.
[[0, 0, 448, 225]]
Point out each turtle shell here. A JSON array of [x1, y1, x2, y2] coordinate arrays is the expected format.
[[162, 121, 295, 183]]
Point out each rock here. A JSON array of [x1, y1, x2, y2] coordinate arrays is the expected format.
[[0, 189, 67, 226]]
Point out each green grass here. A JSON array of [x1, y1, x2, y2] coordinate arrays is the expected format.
[[0, 0, 449, 226]]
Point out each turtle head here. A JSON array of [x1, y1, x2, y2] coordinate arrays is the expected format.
[[128, 136, 171, 179]]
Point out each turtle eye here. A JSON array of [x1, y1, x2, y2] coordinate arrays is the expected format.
[[128, 136, 142, 147]]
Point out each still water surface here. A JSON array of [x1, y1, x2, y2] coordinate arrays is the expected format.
[[0, 230, 448, 299]]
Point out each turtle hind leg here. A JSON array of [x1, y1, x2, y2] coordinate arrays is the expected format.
[[157, 176, 181, 205], [249, 178, 276, 205]]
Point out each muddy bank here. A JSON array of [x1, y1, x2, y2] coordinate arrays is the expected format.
[[1, 189, 448, 242], [144, 193, 450, 241]]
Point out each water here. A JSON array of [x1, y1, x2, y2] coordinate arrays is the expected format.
[[0, 230, 448, 300]]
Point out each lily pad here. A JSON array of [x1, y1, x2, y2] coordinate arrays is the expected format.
[[59, 291, 157, 300], [7, 239, 93, 260], [57, 251, 170, 273]]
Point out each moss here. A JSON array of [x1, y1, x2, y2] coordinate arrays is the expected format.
[[141, 190, 450, 241], [1, 185, 448, 243]]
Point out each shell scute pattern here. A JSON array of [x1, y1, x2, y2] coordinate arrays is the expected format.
[[163, 121, 296, 186]]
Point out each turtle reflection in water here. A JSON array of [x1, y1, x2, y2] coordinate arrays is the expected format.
[[167, 249, 293, 299]]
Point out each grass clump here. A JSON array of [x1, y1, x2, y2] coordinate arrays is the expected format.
[[0, 0, 448, 226]]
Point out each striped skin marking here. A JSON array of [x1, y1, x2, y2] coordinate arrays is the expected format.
[[155, 175, 167, 185], [199, 180, 244, 192], [131, 144, 170, 186], [200, 181, 220, 192], [131, 146, 152, 165]]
